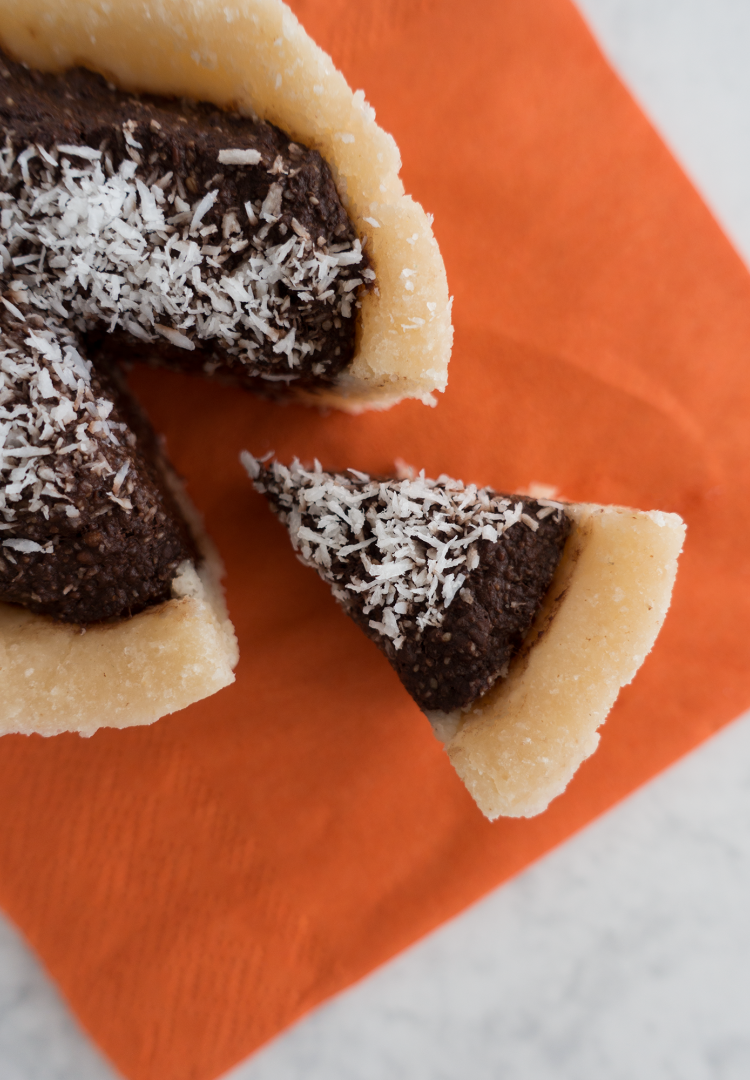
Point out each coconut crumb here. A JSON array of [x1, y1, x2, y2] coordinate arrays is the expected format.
[[0, 315, 136, 543], [0, 138, 369, 384], [243, 454, 564, 651]]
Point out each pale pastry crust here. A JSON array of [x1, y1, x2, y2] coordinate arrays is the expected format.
[[428, 505, 686, 819], [0, 0, 453, 410], [0, 485, 239, 736], [0, 557, 239, 737]]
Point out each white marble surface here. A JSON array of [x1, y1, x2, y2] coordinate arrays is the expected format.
[[3, 2, 750, 1077], [233, 710, 750, 1080], [576, 0, 750, 268]]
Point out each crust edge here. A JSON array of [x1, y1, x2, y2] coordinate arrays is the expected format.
[[429, 504, 686, 819]]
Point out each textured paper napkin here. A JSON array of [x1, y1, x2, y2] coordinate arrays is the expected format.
[[2, 1, 750, 1078]]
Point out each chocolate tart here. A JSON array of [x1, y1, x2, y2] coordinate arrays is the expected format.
[[0, 0, 453, 410], [245, 455, 686, 818]]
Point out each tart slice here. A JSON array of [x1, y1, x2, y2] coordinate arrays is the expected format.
[[243, 455, 686, 818], [0, 305, 238, 738]]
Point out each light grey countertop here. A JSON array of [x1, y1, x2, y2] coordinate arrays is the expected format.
[[3, 2, 750, 1077]]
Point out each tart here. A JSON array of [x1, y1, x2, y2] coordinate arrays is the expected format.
[[244, 455, 686, 818], [0, 0, 452, 733], [0, 0, 453, 409]]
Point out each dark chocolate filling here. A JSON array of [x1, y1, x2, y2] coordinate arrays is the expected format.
[[251, 459, 571, 713], [0, 50, 370, 624], [371, 524, 569, 713]]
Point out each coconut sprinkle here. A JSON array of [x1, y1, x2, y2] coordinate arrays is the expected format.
[[218, 148, 262, 166], [243, 454, 567, 651], [0, 138, 368, 381], [0, 316, 132, 536]]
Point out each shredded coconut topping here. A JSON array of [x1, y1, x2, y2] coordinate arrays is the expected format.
[[0, 139, 366, 381], [0, 124, 370, 549], [0, 317, 132, 532], [243, 454, 565, 651]]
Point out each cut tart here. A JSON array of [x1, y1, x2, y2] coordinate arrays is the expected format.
[[0, 0, 452, 410], [0, 0, 451, 733], [0, 310, 239, 736], [244, 455, 686, 819]]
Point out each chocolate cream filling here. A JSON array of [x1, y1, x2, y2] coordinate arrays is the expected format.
[[0, 51, 371, 623], [0, 49, 371, 387], [245, 457, 571, 714], [0, 309, 197, 622]]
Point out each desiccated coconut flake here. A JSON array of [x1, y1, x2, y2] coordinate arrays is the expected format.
[[260, 182, 283, 222], [218, 148, 262, 166], [191, 189, 218, 232], [0, 296, 24, 320], [56, 144, 102, 161], [3, 537, 47, 553], [154, 325, 196, 351], [112, 460, 130, 495]]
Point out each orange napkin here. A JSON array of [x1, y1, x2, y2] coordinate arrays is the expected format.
[[1, 1, 749, 1078]]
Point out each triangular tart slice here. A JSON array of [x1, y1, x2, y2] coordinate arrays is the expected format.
[[244, 454, 685, 819]]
